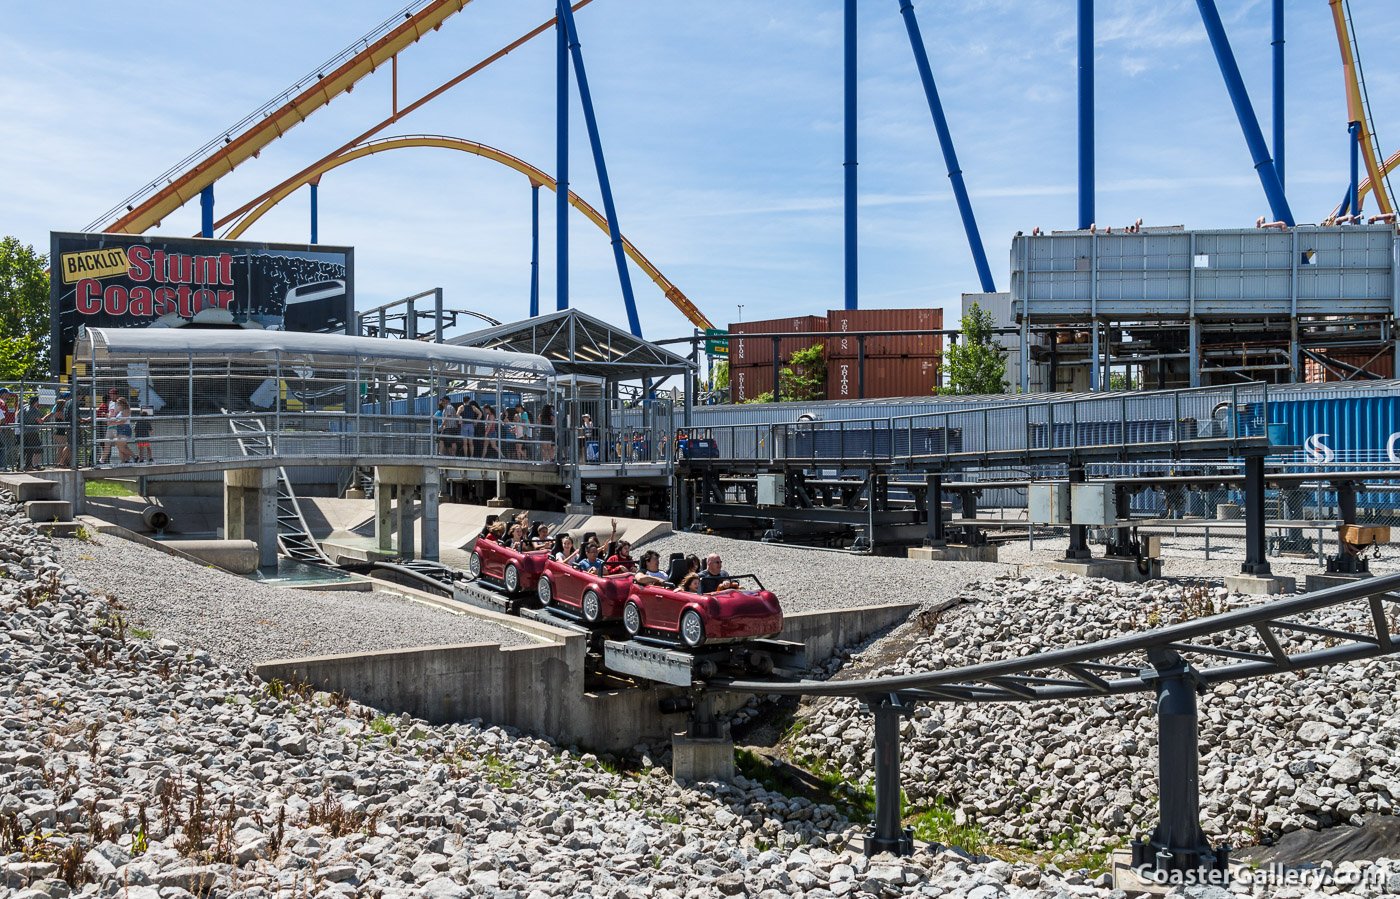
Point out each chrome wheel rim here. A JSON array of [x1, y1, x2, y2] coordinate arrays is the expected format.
[[582, 592, 600, 622], [505, 564, 519, 593], [624, 602, 641, 635], [538, 577, 552, 606], [681, 611, 704, 647], [468, 553, 481, 578]]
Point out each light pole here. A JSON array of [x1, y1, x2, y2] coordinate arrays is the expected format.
[[737, 304, 744, 322]]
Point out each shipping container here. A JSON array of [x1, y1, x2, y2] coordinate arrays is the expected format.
[[827, 355, 940, 401], [1304, 350, 1395, 383], [826, 308, 943, 358], [729, 316, 826, 367], [730, 363, 774, 403]]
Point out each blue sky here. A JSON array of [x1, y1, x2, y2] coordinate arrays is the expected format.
[[2, 0, 1397, 339]]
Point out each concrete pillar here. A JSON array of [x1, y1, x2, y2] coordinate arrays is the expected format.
[[257, 479, 278, 569], [399, 486, 416, 560], [225, 468, 278, 568], [224, 487, 245, 540], [421, 468, 440, 562], [375, 472, 393, 553]]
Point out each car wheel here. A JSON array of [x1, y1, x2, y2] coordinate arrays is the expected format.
[[538, 576, 553, 607], [468, 551, 482, 579], [680, 609, 705, 648], [504, 563, 520, 594], [623, 601, 642, 637], [581, 589, 602, 624]]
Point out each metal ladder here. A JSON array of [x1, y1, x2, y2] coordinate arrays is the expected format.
[[227, 416, 334, 565]]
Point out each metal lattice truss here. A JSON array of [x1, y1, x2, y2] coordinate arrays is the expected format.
[[722, 572, 1400, 702], [449, 309, 694, 381]]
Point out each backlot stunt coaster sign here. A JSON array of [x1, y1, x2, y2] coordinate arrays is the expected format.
[[49, 231, 354, 375]]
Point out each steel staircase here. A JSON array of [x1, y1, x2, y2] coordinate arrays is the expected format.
[[227, 416, 334, 565]]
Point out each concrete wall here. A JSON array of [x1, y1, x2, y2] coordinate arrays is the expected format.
[[255, 599, 918, 752]]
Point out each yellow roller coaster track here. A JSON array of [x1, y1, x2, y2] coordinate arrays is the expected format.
[[1327, 0, 1393, 216], [222, 135, 715, 330]]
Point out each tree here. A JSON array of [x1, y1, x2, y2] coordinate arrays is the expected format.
[[711, 359, 730, 391], [0, 238, 51, 378], [740, 344, 826, 403], [938, 303, 1006, 395]]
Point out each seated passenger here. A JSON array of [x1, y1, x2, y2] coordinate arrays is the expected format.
[[483, 522, 507, 543], [605, 539, 637, 575], [552, 533, 578, 564], [634, 550, 668, 587], [677, 572, 701, 593], [574, 542, 606, 574], [699, 552, 738, 593], [531, 522, 551, 549], [506, 524, 529, 551]]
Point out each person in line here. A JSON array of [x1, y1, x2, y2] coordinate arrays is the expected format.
[[45, 390, 72, 469], [97, 388, 121, 464], [539, 405, 556, 463], [0, 387, 15, 472], [579, 412, 595, 462], [574, 541, 606, 574], [483, 405, 500, 459], [436, 397, 460, 457], [19, 395, 46, 471], [605, 539, 637, 575], [107, 397, 136, 465], [133, 406, 154, 463], [702, 552, 738, 592], [551, 533, 579, 564], [464, 397, 481, 453], [465, 399, 483, 458], [633, 550, 668, 587]]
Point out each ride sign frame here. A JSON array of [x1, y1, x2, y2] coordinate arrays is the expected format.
[[49, 231, 355, 375]]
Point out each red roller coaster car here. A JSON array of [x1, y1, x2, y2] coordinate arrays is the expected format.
[[468, 538, 550, 594], [537, 559, 634, 623], [622, 575, 783, 648]]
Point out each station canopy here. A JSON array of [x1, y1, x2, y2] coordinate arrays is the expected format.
[[447, 308, 692, 381], [76, 327, 554, 381]]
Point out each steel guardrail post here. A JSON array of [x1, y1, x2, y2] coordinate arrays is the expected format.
[[861, 693, 915, 858], [1131, 648, 1228, 878]]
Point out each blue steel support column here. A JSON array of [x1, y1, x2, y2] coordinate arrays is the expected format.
[[559, 2, 643, 337], [530, 183, 541, 317], [309, 181, 319, 245], [897, 0, 996, 293], [200, 185, 214, 238], [1077, 0, 1094, 230], [556, 3, 570, 312], [1272, 0, 1284, 190], [844, 0, 858, 310], [1195, 0, 1295, 226], [1349, 122, 1362, 216]]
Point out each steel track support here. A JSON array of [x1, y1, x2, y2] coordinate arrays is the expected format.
[[1132, 648, 1228, 878], [924, 472, 946, 547], [1242, 454, 1271, 576], [200, 185, 215, 238], [862, 693, 915, 857], [1066, 467, 1092, 560]]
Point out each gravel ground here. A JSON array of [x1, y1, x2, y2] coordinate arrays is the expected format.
[[51, 534, 538, 670], [640, 532, 1017, 613]]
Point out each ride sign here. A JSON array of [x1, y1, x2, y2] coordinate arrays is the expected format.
[[49, 231, 355, 375]]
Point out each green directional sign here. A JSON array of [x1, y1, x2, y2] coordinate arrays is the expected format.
[[704, 327, 728, 356]]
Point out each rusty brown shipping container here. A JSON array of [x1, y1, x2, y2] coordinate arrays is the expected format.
[[1305, 350, 1395, 383], [729, 363, 774, 403], [827, 355, 941, 400], [826, 308, 943, 358], [728, 315, 826, 367]]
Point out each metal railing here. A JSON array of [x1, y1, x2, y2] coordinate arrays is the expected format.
[[680, 383, 1272, 466]]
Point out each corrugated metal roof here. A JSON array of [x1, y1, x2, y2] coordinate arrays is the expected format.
[[79, 327, 555, 376]]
